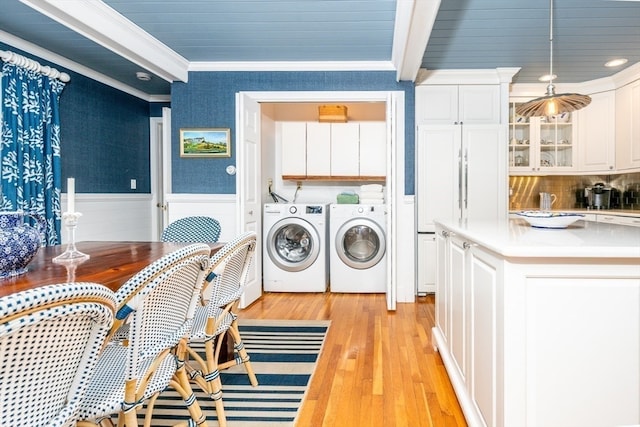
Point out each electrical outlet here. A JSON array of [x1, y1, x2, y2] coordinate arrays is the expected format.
[[268, 178, 273, 187], [296, 181, 302, 190]]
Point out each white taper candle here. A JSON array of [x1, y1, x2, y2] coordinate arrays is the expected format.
[[67, 177, 75, 213]]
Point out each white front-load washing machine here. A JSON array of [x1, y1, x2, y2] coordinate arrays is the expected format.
[[329, 204, 387, 293], [263, 203, 329, 292]]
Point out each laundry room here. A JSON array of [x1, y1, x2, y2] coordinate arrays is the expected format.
[[258, 101, 390, 294]]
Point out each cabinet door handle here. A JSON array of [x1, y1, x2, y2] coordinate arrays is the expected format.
[[457, 149, 462, 213], [464, 149, 469, 211], [462, 241, 476, 249]]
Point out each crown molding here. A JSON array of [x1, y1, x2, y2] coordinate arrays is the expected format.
[[20, 0, 189, 83], [416, 68, 519, 85], [0, 30, 159, 101], [188, 60, 396, 73]]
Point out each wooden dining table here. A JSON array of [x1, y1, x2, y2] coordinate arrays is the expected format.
[[0, 241, 224, 297], [0, 240, 233, 358]]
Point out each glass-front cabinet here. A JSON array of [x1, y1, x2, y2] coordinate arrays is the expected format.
[[508, 100, 576, 174]]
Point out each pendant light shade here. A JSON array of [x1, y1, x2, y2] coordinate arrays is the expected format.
[[516, 91, 592, 117], [515, 0, 591, 117]]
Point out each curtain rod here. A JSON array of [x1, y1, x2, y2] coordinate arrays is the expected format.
[[0, 50, 70, 82]]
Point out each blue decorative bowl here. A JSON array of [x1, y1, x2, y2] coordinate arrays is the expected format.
[[0, 211, 43, 278]]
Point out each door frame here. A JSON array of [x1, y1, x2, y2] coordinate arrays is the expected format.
[[236, 90, 405, 310], [150, 108, 173, 241]]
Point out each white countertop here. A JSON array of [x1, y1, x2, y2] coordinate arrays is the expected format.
[[435, 218, 640, 259]]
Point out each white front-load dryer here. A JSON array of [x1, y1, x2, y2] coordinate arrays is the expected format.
[[329, 204, 387, 293], [263, 203, 329, 292]]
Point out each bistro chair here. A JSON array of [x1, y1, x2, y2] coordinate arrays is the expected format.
[[0, 282, 116, 427], [161, 216, 222, 244], [110, 243, 214, 339], [76, 245, 212, 427], [186, 232, 258, 425]]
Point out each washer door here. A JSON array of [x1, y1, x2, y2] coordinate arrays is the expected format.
[[266, 217, 320, 272], [335, 218, 386, 270]]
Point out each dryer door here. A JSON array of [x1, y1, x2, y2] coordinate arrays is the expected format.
[[335, 218, 386, 270], [266, 217, 320, 272]]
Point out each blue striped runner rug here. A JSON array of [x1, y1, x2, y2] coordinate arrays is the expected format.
[[140, 319, 330, 426]]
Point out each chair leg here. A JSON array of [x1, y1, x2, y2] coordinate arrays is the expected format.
[[225, 320, 258, 387], [174, 339, 217, 427]]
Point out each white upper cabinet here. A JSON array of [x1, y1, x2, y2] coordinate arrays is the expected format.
[[416, 85, 501, 125], [508, 100, 577, 174], [280, 122, 386, 179], [306, 122, 331, 176], [280, 121, 307, 176], [330, 123, 360, 176], [615, 79, 640, 172], [577, 91, 616, 173], [358, 122, 387, 177]]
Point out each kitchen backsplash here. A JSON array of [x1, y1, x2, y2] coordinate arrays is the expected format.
[[509, 172, 640, 211]]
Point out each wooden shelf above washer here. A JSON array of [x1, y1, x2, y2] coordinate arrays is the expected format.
[[282, 175, 386, 182]]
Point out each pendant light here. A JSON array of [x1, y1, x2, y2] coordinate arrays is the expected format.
[[516, 0, 591, 117]]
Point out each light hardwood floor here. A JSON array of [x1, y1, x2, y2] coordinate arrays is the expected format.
[[240, 292, 467, 427]]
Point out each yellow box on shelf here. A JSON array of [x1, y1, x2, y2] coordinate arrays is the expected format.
[[318, 105, 347, 122]]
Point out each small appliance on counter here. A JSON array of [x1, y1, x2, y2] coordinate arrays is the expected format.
[[584, 182, 620, 210], [623, 183, 640, 210]]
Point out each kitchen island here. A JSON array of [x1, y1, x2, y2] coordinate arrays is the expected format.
[[433, 218, 640, 427]]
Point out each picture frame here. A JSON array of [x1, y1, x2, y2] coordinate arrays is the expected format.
[[179, 128, 231, 158]]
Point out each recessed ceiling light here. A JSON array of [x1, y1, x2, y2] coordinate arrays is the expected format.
[[605, 58, 628, 68], [538, 74, 556, 82], [136, 71, 151, 81]]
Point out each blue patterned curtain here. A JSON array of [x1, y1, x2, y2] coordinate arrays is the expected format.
[[0, 61, 66, 245]]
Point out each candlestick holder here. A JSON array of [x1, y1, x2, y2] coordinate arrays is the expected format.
[[53, 212, 90, 263]]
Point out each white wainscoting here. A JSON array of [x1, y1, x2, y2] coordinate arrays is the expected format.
[[164, 193, 238, 242], [61, 194, 154, 243]]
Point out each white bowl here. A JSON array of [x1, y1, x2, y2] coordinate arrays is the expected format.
[[516, 211, 585, 229], [548, 112, 570, 123]]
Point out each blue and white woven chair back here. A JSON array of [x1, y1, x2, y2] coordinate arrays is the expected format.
[[203, 231, 257, 311], [0, 282, 115, 427], [161, 216, 222, 243], [114, 243, 212, 309], [118, 254, 210, 380]]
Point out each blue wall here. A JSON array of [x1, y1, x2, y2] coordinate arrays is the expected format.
[[60, 73, 151, 193], [1, 42, 153, 194], [171, 71, 415, 195]]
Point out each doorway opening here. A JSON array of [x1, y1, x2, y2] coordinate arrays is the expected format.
[[236, 91, 405, 310]]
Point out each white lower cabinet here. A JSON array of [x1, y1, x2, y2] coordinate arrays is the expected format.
[[596, 214, 640, 227], [435, 228, 499, 427], [417, 233, 436, 294], [434, 223, 640, 427]]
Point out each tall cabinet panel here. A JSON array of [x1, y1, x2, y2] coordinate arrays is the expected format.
[[417, 126, 459, 232], [415, 69, 515, 295]]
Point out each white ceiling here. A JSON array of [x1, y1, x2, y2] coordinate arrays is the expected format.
[[0, 0, 638, 99]]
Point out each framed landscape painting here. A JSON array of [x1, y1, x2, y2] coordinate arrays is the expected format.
[[179, 128, 231, 157]]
